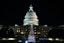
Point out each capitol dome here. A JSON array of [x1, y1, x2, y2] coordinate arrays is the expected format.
[[23, 5, 39, 26]]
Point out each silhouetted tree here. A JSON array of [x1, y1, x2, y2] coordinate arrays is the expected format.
[[8, 28, 15, 38], [0, 26, 15, 38], [48, 29, 64, 38]]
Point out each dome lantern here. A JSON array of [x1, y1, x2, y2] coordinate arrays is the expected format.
[[29, 5, 33, 11]]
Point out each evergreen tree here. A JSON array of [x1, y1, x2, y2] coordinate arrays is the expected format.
[[0, 26, 15, 38], [8, 28, 15, 38]]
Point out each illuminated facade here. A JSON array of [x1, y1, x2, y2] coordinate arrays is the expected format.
[[12, 5, 51, 39], [5, 5, 49, 42]]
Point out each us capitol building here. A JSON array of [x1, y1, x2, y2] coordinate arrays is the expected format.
[[0, 5, 64, 43], [13, 5, 50, 38]]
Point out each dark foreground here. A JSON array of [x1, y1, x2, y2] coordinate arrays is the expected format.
[[0, 40, 64, 43]]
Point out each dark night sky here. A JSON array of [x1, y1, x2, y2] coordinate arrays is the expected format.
[[2, 0, 63, 26]]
